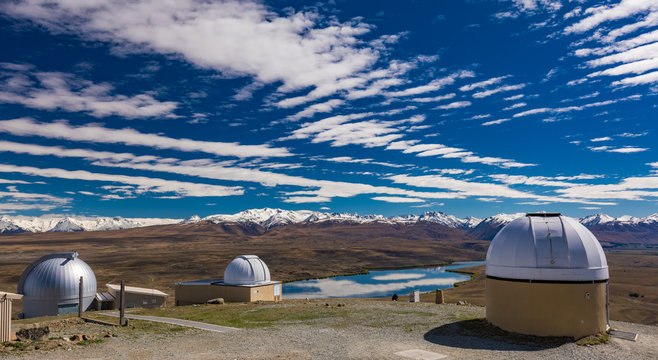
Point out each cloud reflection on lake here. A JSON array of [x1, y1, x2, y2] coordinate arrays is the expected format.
[[283, 262, 483, 299], [371, 273, 425, 281]]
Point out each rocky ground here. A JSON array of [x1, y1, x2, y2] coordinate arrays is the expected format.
[[2, 300, 657, 359]]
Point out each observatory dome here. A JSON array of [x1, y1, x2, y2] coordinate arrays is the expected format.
[[223, 255, 271, 285], [486, 213, 608, 282], [18, 252, 97, 318]]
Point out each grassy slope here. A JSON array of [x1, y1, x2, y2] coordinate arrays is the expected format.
[[0, 221, 486, 310]]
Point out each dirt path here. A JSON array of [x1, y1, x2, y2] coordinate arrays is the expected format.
[[6, 302, 657, 360], [98, 312, 240, 333]]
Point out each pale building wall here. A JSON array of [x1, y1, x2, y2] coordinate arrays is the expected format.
[[175, 283, 281, 305], [1, 292, 22, 342], [106, 288, 167, 309], [486, 277, 607, 338]]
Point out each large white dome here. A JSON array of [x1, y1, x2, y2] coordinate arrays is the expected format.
[[486, 213, 608, 281], [223, 255, 271, 285], [18, 252, 97, 318]]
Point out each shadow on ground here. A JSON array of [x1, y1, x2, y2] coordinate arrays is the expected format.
[[424, 319, 572, 351]]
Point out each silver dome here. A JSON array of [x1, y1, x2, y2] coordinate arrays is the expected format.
[[18, 252, 97, 318], [223, 255, 271, 285], [486, 213, 608, 281]]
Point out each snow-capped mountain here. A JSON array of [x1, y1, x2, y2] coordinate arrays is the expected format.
[[198, 208, 480, 230], [2, 209, 657, 237], [580, 213, 658, 226], [579, 213, 616, 227], [0, 215, 181, 234], [467, 213, 526, 240]]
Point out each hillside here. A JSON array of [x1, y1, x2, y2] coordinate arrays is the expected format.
[[2, 209, 658, 246], [0, 221, 487, 299]]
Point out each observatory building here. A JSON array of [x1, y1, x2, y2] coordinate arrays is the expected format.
[[175, 255, 282, 305], [485, 213, 609, 338], [17, 252, 97, 318]]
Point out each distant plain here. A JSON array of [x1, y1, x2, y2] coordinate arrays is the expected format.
[[0, 221, 655, 325]]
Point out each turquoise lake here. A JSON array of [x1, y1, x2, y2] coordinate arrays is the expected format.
[[283, 261, 484, 299]]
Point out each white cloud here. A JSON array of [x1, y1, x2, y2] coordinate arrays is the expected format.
[[371, 196, 425, 203], [587, 42, 658, 67], [1, 0, 390, 108], [482, 119, 511, 126], [590, 136, 612, 142], [386, 71, 473, 97], [0, 65, 177, 118], [409, 93, 456, 103], [433, 101, 471, 110], [0, 164, 244, 198], [588, 145, 648, 153], [282, 196, 331, 203], [470, 114, 491, 120], [472, 84, 526, 98], [322, 156, 406, 168], [556, 175, 658, 201], [0, 189, 70, 211], [502, 102, 526, 111], [0, 141, 472, 203], [578, 92, 600, 100], [617, 131, 648, 138], [513, 95, 641, 117], [576, 29, 658, 58], [0, 118, 292, 158], [565, 0, 658, 34], [504, 94, 524, 101], [489, 174, 604, 187], [284, 99, 345, 122], [607, 146, 648, 153], [612, 70, 658, 86], [459, 75, 510, 92]]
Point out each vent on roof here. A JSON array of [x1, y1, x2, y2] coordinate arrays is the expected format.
[[526, 212, 561, 217]]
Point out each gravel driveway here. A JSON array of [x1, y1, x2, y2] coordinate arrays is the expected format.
[[6, 302, 657, 360]]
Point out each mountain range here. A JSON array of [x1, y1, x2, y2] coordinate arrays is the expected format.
[[2, 208, 658, 244]]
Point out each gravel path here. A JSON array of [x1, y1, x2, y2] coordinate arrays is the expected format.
[[98, 312, 240, 333], [6, 302, 657, 360]]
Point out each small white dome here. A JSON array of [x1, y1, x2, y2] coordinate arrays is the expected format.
[[486, 213, 608, 281], [223, 255, 271, 285]]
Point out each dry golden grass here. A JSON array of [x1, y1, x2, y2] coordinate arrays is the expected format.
[[0, 221, 486, 311], [2, 222, 655, 325]]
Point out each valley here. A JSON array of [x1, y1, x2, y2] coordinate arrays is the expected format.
[[1, 218, 656, 325]]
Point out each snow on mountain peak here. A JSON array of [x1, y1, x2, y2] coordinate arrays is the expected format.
[[0, 215, 181, 233]]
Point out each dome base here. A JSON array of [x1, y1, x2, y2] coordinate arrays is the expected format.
[[486, 277, 607, 339]]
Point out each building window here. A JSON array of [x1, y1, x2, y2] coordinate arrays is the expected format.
[[152, 298, 157, 304], [254, 289, 259, 294], [143, 298, 148, 305]]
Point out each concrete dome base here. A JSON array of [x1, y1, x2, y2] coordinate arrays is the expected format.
[[485, 277, 607, 339]]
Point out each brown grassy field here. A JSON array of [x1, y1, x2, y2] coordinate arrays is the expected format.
[[1, 222, 656, 325], [0, 221, 486, 308]]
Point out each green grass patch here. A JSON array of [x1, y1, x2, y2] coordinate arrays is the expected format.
[[77, 339, 104, 346], [133, 302, 355, 329], [576, 333, 609, 346], [2, 341, 27, 350]]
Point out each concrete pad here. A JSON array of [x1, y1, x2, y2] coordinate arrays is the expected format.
[[395, 349, 448, 360]]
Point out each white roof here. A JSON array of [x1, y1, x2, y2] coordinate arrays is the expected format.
[[95, 291, 115, 302], [106, 283, 169, 297], [223, 255, 271, 285], [486, 214, 608, 281]]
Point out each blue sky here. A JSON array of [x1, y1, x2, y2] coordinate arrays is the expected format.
[[0, 0, 656, 219]]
